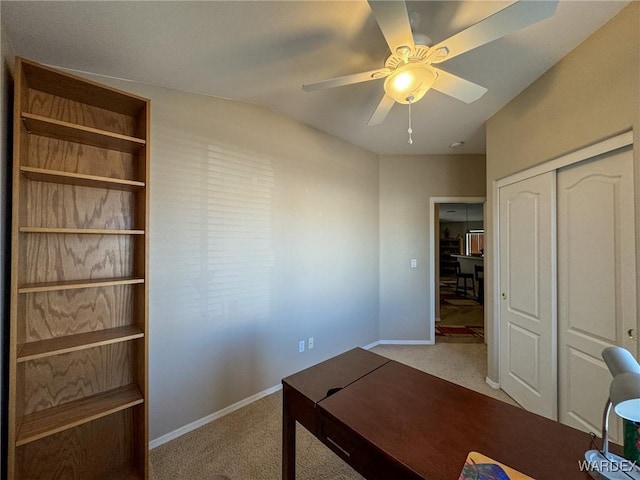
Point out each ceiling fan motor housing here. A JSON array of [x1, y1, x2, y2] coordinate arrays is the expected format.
[[385, 45, 431, 70]]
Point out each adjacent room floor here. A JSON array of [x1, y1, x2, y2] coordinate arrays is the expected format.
[[437, 278, 484, 343]]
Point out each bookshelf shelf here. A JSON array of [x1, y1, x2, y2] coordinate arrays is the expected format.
[[18, 277, 145, 294], [17, 326, 144, 362], [16, 384, 144, 446], [22, 112, 145, 154], [19, 227, 145, 235], [20, 166, 145, 191]]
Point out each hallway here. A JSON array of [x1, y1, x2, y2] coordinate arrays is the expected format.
[[436, 202, 484, 343]]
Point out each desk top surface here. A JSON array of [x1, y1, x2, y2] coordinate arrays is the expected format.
[[290, 348, 593, 480], [283, 347, 390, 403]]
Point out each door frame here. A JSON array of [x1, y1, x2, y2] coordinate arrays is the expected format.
[[429, 196, 486, 337], [491, 130, 634, 387]]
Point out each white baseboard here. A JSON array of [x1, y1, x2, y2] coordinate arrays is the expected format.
[[149, 383, 282, 449], [365, 339, 436, 349], [485, 376, 500, 389], [377, 339, 434, 345]]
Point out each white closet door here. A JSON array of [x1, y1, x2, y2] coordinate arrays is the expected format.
[[499, 172, 557, 419], [558, 146, 636, 442]]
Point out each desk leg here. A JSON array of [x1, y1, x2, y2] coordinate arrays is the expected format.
[[282, 386, 296, 480]]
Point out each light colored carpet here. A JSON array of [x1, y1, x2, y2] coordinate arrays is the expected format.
[[150, 392, 361, 480], [370, 344, 517, 406], [150, 344, 518, 480]]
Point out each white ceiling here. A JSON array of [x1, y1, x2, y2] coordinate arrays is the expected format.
[[2, 1, 629, 155], [439, 203, 483, 223]]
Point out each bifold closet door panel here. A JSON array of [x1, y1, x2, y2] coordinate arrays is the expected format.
[[557, 145, 636, 442], [498, 171, 557, 420]]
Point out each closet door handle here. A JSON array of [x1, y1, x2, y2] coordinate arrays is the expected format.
[[501, 292, 507, 300], [628, 329, 636, 340]]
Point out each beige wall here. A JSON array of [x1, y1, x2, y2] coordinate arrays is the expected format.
[[485, 2, 640, 382], [56, 73, 381, 442], [379, 154, 486, 340]]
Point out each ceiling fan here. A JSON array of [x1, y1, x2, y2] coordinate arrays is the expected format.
[[303, 0, 558, 126]]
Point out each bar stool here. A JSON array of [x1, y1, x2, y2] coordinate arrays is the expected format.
[[455, 262, 475, 297], [475, 264, 484, 305]]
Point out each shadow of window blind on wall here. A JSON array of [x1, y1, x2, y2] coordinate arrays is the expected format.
[[154, 127, 275, 329]]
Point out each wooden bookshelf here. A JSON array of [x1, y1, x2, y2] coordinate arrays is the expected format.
[[18, 277, 145, 294], [22, 60, 146, 117], [22, 112, 146, 153], [20, 227, 145, 235], [17, 326, 144, 362], [16, 384, 144, 446], [20, 166, 145, 191], [8, 57, 150, 479]]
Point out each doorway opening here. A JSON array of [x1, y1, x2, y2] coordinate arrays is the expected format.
[[433, 201, 484, 343]]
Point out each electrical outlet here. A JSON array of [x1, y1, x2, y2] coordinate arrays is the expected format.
[[411, 258, 417, 268], [308, 337, 314, 349], [298, 340, 305, 353]]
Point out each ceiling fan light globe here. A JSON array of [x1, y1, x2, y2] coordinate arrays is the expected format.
[[384, 63, 436, 104], [392, 71, 413, 91]]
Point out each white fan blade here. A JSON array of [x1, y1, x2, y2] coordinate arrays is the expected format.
[[432, 68, 488, 104], [303, 69, 390, 92], [429, 0, 558, 64], [367, 0, 415, 54], [368, 95, 395, 125]]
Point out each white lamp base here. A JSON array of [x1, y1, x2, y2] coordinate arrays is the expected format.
[[584, 450, 640, 479]]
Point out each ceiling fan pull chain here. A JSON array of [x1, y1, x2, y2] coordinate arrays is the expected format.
[[407, 95, 414, 145]]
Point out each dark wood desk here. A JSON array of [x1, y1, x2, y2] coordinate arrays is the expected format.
[[282, 348, 595, 479]]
